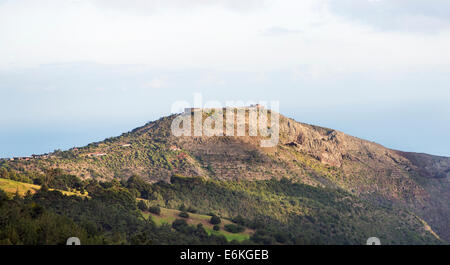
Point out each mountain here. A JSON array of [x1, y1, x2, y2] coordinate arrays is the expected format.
[[2, 108, 449, 244]]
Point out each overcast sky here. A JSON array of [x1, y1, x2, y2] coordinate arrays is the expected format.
[[1, 0, 449, 157]]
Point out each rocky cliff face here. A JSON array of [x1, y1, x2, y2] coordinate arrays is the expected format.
[[396, 151, 450, 179], [273, 116, 450, 241]]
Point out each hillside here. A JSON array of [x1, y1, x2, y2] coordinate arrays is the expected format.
[[1, 109, 449, 244], [0, 178, 87, 198], [141, 207, 252, 242]]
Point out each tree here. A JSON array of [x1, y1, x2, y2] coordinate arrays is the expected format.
[[232, 215, 246, 226], [179, 211, 189, 218], [25, 190, 33, 199], [126, 175, 151, 199], [172, 219, 188, 231], [275, 233, 288, 244], [149, 206, 161, 215], [187, 206, 197, 213], [0, 168, 8, 179], [195, 223, 208, 238], [0, 189, 9, 205], [137, 200, 148, 211], [210, 215, 221, 225], [40, 183, 49, 192], [224, 224, 245, 234], [150, 191, 163, 201], [13, 189, 20, 201]]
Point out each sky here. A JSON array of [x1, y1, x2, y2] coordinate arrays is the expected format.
[[0, 0, 450, 157]]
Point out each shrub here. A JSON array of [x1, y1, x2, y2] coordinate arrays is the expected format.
[[275, 233, 288, 243], [213, 225, 220, 231], [232, 215, 246, 226], [137, 200, 148, 211], [179, 211, 189, 218], [172, 219, 188, 231], [40, 183, 49, 192], [224, 224, 245, 233], [210, 215, 221, 225], [187, 206, 197, 213], [149, 206, 161, 215]]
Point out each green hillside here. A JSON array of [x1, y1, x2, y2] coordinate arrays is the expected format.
[[0, 110, 448, 244], [142, 207, 251, 242]]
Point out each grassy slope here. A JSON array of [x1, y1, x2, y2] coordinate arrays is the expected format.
[[0, 177, 250, 242], [142, 207, 252, 242], [0, 178, 249, 242], [0, 178, 88, 198], [148, 177, 443, 244]]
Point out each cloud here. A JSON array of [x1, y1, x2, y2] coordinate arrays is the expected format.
[[91, 0, 267, 15], [261, 26, 302, 36], [324, 0, 450, 32]]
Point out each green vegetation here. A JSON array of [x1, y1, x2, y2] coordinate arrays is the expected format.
[[179, 211, 189, 218], [224, 224, 245, 234], [143, 207, 251, 242], [0, 182, 234, 244], [149, 206, 161, 215], [0, 178, 86, 198], [137, 200, 148, 211], [0, 166, 442, 245], [210, 215, 221, 225], [147, 175, 441, 244]]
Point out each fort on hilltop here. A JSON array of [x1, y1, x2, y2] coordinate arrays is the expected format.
[[184, 104, 264, 114]]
